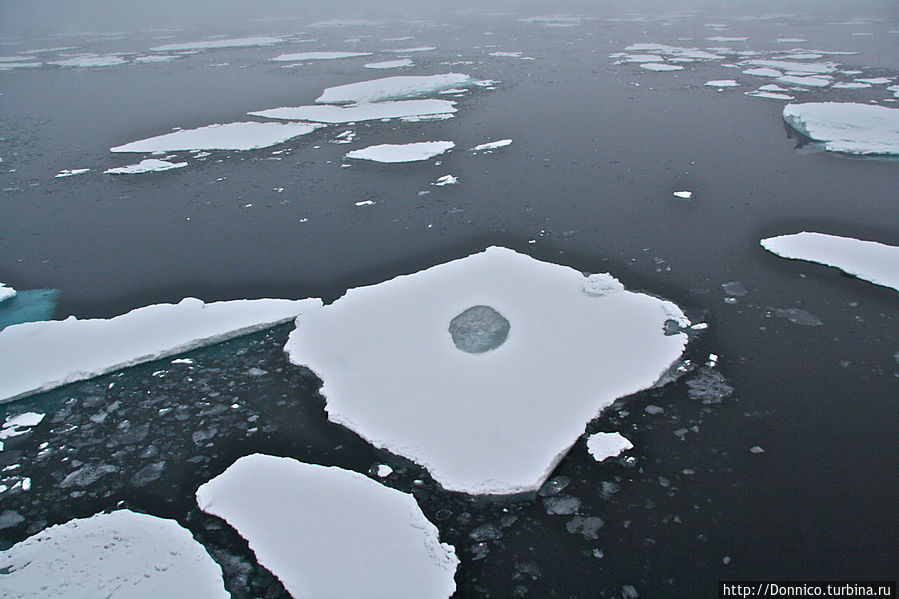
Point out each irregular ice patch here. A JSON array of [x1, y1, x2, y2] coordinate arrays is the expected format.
[[284, 247, 690, 495], [196, 454, 458, 599], [587, 432, 634, 462], [110, 121, 323, 153], [640, 63, 683, 72], [0, 510, 228, 598], [365, 59, 414, 69], [105, 159, 187, 174], [743, 67, 784, 78], [777, 75, 831, 88], [271, 51, 371, 61], [151, 36, 283, 52], [250, 99, 456, 123], [50, 54, 126, 68], [782, 102, 899, 155], [761, 232, 899, 291], [55, 168, 90, 178], [0, 282, 15, 303], [0, 297, 321, 403], [744, 59, 837, 74], [316, 73, 475, 104], [746, 90, 794, 100], [433, 174, 458, 186], [0, 412, 44, 439], [346, 141, 454, 163]]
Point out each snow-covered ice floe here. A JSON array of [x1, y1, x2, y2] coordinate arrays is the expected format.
[[110, 122, 323, 153], [782, 102, 899, 155], [471, 139, 512, 152], [0, 297, 321, 403], [196, 454, 458, 599], [0, 282, 15, 303], [345, 141, 454, 163], [586, 432, 634, 462], [151, 36, 283, 52], [761, 232, 899, 291], [105, 159, 187, 175], [270, 51, 371, 61], [705, 79, 740, 87], [0, 411, 44, 440], [0, 510, 228, 598], [365, 59, 414, 69], [250, 99, 456, 123], [284, 247, 690, 495], [316, 73, 474, 104]]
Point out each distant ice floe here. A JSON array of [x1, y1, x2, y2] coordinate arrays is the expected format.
[[271, 51, 371, 61], [365, 59, 414, 69], [250, 99, 456, 123], [0, 510, 228, 598], [0, 297, 321, 403], [386, 46, 436, 53], [673, 190, 693, 199], [746, 90, 794, 100], [777, 75, 831, 88], [743, 59, 836, 74], [586, 432, 634, 462], [433, 174, 458, 186], [133, 54, 176, 64], [705, 79, 740, 87], [316, 73, 474, 104], [196, 454, 458, 599], [640, 63, 683, 72], [761, 232, 899, 291], [56, 167, 91, 178], [110, 122, 323, 153], [345, 141, 454, 163], [743, 67, 784, 78], [150, 36, 283, 52], [284, 247, 690, 495], [471, 139, 512, 152], [105, 159, 187, 175], [49, 54, 126, 68], [0, 283, 14, 303], [782, 102, 899, 155], [624, 42, 725, 61]]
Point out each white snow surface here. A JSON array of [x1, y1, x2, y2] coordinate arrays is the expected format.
[[110, 121, 323, 153], [365, 59, 414, 69], [782, 102, 899, 155], [105, 159, 187, 174], [271, 51, 371, 61], [284, 247, 690, 495], [586, 432, 634, 462], [346, 141, 454, 163], [196, 454, 458, 599], [0, 282, 15, 302], [151, 37, 283, 52], [316, 73, 474, 104], [0, 510, 228, 599], [250, 99, 456, 123], [761, 232, 899, 291], [0, 297, 321, 403]]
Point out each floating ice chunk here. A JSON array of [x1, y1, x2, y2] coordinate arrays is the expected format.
[[0, 61, 42, 70], [782, 102, 899, 155], [776, 37, 808, 43], [705, 79, 740, 87], [775, 308, 823, 326], [619, 54, 664, 62], [0, 297, 321, 403], [640, 63, 683, 71], [376, 464, 393, 477], [855, 77, 892, 85], [365, 59, 414, 69], [625, 43, 724, 61], [586, 432, 633, 462], [50, 54, 126, 68], [133, 54, 175, 63], [706, 36, 748, 42], [151, 37, 283, 52], [387, 46, 436, 53], [832, 81, 872, 89], [744, 59, 836, 74], [54, 168, 90, 178], [196, 454, 458, 598], [673, 190, 693, 199], [0, 283, 14, 303], [354, 200, 375, 206], [746, 90, 794, 100], [490, 51, 524, 57], [743, 67, 783, 78], [316, 73, 475, 104], [250, 99, 456, 123], [777, 75, 831, 87], [104, 159, 187, 175], [346, 141, 454, 163], [761, 232, 899, 291], [271, 51, 371, 61], [759, 84, 792, 93], [433, 174, 458, 186], [471, 139, 512, 152], [0, 412, 44, 439], [110, 121, 323, 153], [284, 247, 690, 495], [0, 510, 228, 598]]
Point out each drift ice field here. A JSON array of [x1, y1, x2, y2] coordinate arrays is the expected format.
[[0, 2, 896, 598]]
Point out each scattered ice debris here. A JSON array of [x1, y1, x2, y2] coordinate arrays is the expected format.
[[743, 67, 783, 78], [54, 168, 90, 178], [345, 141, 454, 163], [0, 510, 228, 598], [196, 454, 458, 599], [250, 99, 456, 123], [0, 297, 321, 403], [722, 281, 748, 296], [151, 37, 283, 52], [761, 232, 899, 291], [110, 121, 323, 153], [104, 158, 187, 175], [566, 516, 604, 539], [316, 73, 475, 104], [284, 247, 690, 495], [774, 308, 823, 327], [672, 190, 693, 200], [332, 130, 356, 144], [0, 412, 44, 439], [586, 432, 633, 462], [49, 54, 126, 68], [640, 63, 683, 72], [686, 368, 734, 404], [750, 446, 766, 454], [365, 59, 414, 69], [433, 174, 458, 186], [782, 102, 899, 155], [271, 51, 371, 62], [705, 79, 740, 87], [471, 139, 512, 152], [0, 282, 15, 303], [777, 75, 831, 88]]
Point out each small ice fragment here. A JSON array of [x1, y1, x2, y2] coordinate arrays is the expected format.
[[673, 190, 693, 199], [750, 446, 765, 454], [54, 168, 90, 178], [151, 37, 283, 52], [774, 308, 823, 326], [538, 476, 571, 497], [690, 323, 709, 330], [644, 405, 665, 415], [317, 74, 475, 104], [471, 139, 512, 152], [251, 99, 455, 123], [433, 174, 458, 186], [743, 67, 784, 78], [721, 281, 748, 296], [543, 495, 581, 515], [271, 51, 371, 61], [0, 283, 15, 303], [355, 200, 376, 206], [365, 59, 414, 69], [171, 358, 194, 364], [376, 464, 393, 477], [586, 432, 633, 462], [105, 159, 187, 175], [111, 122, 324, 153], [565, 516, 604, 539], [705, 79, 740, 87], [640, 63, 683, 71], [50, 55, 126, 68], [0, 412, 45, 439], [346, 141, 454, 163]]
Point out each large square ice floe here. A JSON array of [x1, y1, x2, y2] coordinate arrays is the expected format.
[[316, 73, 474, 104], [285, 247, 690, 494], [0, 297, 321, 403], [196, 454, 458, 599], [110, 122, 323, 153], [0, 510, 228, 598], [782, 102, 899, 155]]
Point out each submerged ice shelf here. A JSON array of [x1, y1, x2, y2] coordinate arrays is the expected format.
[[782, 102, 899, 155], [0, 510, 228, 598], [110, 122, 324, 153], [285, 247, 690, 495], [0, 297, 321, 403], [197, 454, 458, 599]]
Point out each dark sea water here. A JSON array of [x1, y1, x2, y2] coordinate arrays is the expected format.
[[0, 2, 896, 597]]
